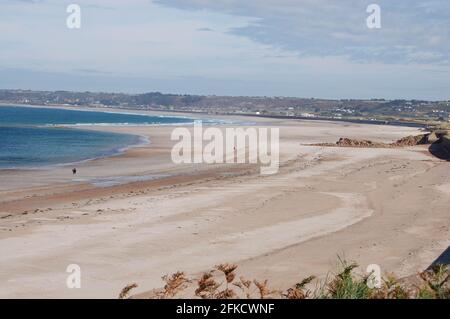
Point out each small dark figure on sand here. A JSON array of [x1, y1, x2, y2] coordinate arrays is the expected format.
[[72, 168, 77, 175]]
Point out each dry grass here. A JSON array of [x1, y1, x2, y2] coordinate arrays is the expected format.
[[216, 263, 238, 285], [195, 272, 220, 298], [156, 271, 190, 299], [253, 279, 276, 299], [120, 260, 450, 299], [232, 276, 253, 299], [284, 276, 316, 299], [118, 283, 138, 299]]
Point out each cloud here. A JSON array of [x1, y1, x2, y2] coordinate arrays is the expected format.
[[155, 0, 450, 65], [196, 27, 213, 32]]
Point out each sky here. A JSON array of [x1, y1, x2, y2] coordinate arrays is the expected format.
[[1, 0, 449, 100]]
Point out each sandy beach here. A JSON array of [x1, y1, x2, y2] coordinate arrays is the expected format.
[[0, 110, 449, 298]]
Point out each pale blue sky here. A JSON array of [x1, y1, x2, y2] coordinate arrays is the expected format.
[[1, 0, 449, 100]]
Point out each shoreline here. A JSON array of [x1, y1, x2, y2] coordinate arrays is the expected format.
[[0, 102, 430, 129], [0, 133, 150, 173]]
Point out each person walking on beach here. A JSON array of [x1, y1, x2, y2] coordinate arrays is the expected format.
[[72, 168, 77, 175]]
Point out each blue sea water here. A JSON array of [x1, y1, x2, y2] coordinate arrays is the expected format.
[[0, 105, 194, 169]]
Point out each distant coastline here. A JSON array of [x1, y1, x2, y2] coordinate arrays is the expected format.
[[1, 88, 447, 130], [0, 102, 430, 129]]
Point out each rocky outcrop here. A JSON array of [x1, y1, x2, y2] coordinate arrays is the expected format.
[[391, 134, 430, 147], [439, 134, 450, 157], [428, 131, 450, 160], [329, 131, 450, 162], [315, 132, 450, 159], [318, 133, 432, 148], [335, 138, 386, 148]]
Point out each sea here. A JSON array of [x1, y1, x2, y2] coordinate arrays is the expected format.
[[0, 105, 195, 169]]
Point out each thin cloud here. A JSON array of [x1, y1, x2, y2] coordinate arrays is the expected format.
[[196, 27, 214, 32], [156, 0, 450, 65]]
